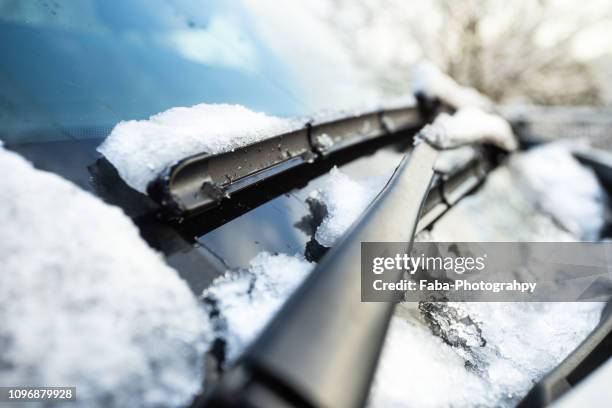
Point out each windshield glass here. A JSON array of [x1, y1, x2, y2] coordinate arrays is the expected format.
[[0, 0, 389, 143]]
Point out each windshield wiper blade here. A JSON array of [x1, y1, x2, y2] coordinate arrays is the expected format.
[[147, 104, 425, 217]]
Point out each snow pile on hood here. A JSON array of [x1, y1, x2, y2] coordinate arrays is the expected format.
[[203, 252, 314, 362], [412, 61, 493, 110], [307, 167, 390, 247], [98, 103, 303, 193], [419, 107, 518, 151], [370, 303, 603, 408], [0, 146, 209, 407], [510, 144, 607, 240]]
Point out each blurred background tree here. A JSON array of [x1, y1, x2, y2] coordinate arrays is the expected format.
[[318, 0, 612, 105]]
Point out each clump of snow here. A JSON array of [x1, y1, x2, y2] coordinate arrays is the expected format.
[[98, 103, 304, 193], [0, 146, 209, 407], [433, 145, 478, 174], [422, 165, 578, 242], [369, 315, 490, 407], [307, 167, 390, 247], [307, 144, 602, 245], [510, 144, 607, 240], [313, 132, 335, 151], [425, 144, 606, 241], [412, 61, 493, 111], [202, 252, 314, 362], [370, 303, 603, 408], [419, 107, 518, 151]]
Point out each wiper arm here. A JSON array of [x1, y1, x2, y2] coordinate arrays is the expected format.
[[201, 141, 440, 408]]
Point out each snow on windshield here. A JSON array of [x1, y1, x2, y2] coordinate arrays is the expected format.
[[307, 167, 389, 247], [98, 103, 304, 193], [309, 143, 604, 247], [195, 142, 605, 406], [202, 252, 314, 363], [510, 144, 606, 240], [369, 144, 606, 407], [299, 143, 606, 407], [0, 146, 209, 407], [371, 302, 603, 407]]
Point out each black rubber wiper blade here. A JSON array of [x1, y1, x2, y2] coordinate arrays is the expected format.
[[147, 104, 424, 217]]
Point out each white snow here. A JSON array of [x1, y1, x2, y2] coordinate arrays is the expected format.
[[510, 144, 607, 240], [307, 144, 604, 245], [0, 146, 209, 407], [313, 132, 335, 151], [425, 144, 606, 242], [202, 252, 314, 362], [370, 303, 604, 408], [412, 61, 493, 111], [369, 143, 607, 407], [419, 107, 518, 151], [98, 103, 304, 193], [298, 142, 607, 407], [189, 140, 605, 407], [307, 167, 390, 247], [369, 314, 490, 407], [433, 145, 479, 174]]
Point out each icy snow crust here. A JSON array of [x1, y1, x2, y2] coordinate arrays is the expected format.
[[419, 107, 518, 151], [0, 146, 209, 407], [202, 252, 314, 362], [98, 104, 304, 193]]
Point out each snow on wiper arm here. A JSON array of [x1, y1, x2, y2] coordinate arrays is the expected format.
[[418, 107, 519, 151], [97, 104, 306, 194], [97, 101, 423, 217]]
